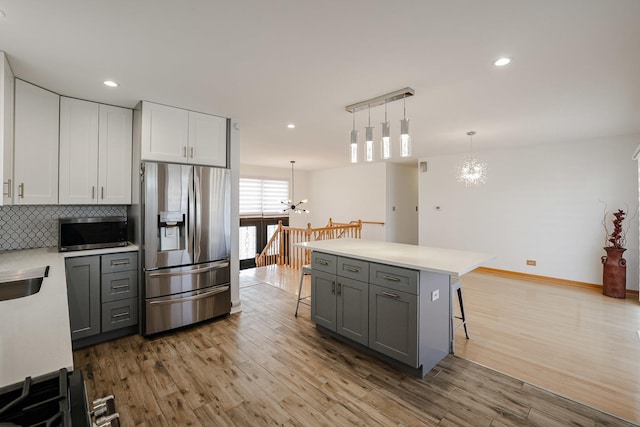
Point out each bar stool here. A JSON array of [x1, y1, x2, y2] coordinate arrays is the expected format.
[[450, 276, 469, 353], [295, 265, 312, 317]]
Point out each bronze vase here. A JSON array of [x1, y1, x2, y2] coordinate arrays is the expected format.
[[601, 247, 626, 298]]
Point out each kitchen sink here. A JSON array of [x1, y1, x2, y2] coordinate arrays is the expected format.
[[0, 265, 49, 302]]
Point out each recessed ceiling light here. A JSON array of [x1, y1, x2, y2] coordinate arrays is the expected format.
[[287, 124, 295, 129], [493, 57, 511, 67], [103, 80, 119, 87]]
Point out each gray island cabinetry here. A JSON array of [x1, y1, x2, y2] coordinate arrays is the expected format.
[[300, 239, 495, 377]]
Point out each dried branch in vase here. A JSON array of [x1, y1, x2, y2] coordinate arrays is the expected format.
[[606, 209, 626, 249]]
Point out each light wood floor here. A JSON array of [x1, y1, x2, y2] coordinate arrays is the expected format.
[[240, 265, 640, 424], [74, 268, 638, 426], [74, 267, 638, 426]]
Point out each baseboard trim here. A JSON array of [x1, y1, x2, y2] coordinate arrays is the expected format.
[[474, 267, 640, 299]]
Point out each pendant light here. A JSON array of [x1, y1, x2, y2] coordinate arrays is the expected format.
[[281, 161, 309, 213], [350, 111, 358, 163], [365, 104, 374, 162], [381, 100, 391, 160], [400, 95, 411, 157], [456, 131, 488, 186]]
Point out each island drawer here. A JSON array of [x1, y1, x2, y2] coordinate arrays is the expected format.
[[337, 257, 369, 282], [312, 252, 337, 274], [369, 263, 419, 295], [101, 252, 138, 274]]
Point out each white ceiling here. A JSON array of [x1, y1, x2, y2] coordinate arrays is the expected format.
[[1, 0, 639, 170]]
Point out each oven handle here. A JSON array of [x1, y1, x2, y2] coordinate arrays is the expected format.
[[149, 286, 229, 305], [147, 262, 229, 279]]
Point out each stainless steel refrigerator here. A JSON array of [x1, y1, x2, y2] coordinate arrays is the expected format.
[[138, 162, 231, 335]]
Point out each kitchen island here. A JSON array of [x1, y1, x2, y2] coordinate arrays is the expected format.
[[296, 239, 495, 377]]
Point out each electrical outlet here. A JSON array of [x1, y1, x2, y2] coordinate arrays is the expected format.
[[431, 289, 439, 301], [526, 260, 536, 266]]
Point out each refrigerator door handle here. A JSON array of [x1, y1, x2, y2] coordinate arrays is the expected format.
[[187, 166, 195, 261], [194, 168, 202, 261], [149, 286, 230, 305], [147, 262, 229, 278]]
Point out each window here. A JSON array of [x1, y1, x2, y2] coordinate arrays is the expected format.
[[239, 178, 289, 216]]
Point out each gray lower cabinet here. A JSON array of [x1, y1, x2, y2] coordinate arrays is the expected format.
[[65, 251, 138, 344], [369, 284, 418, 367], [311, 253, 369, 346], [310, 251, 450, 376], [65, 256, 101, 340]]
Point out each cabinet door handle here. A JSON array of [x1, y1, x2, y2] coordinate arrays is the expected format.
[[3, 179, 11, 197], [18, 183, 24, 198], [112, 311, 130, 319], [331, 281, 335, 294], [101, 186, 104, 199], [317, 260, 329, 266], [183, 146, 187, 158], [337, 283, 342, 296], [383, 275, 401, 282], [91, 186, 95, 199], [382, 291, 400, 299], [344, 266, 360, 273], [190, 147, 194, 158]]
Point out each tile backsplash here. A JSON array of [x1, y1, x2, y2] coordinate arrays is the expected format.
[[0, 205, 127, 251]]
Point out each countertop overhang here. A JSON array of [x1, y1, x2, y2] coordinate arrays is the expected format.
[[0, 244, 138, 387], [296, 239, 496, 276]]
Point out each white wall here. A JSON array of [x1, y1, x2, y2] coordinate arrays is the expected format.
[[309, 163, 387, 241], [419, 134, 640, 291], [386, 163, 419, 244]]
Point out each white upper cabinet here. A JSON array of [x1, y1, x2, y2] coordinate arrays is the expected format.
[[14, 80, 60, 205], [1, 52, 14, 206], [98, 104, 133, 204], [59, 97, 132, 205], [188, 111, 227, 167], [140, 101, 227, 167]]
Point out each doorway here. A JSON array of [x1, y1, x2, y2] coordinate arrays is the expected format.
[[239, 217, 289, 269]]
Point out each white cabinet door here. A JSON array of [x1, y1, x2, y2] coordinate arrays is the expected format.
[[188, 111, 227, 167], [14, 80, 59, 205], [98, 105, 132, 204], [140, 101, 189, 163], [59, 97, 99, 205], [1, 53, 14, 206]]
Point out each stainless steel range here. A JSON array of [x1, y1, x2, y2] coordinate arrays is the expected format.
[[0, 369, 120, 426], [131, 162, 231, 336]]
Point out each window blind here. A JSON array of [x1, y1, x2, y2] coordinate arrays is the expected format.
[[240, 178, 289, 215]]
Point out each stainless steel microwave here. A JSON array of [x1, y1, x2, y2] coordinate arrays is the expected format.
[[58, 217, 128, 252]]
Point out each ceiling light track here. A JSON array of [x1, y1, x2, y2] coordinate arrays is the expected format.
[[345, 87, 415, 113]]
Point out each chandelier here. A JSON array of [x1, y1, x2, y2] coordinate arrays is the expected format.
[[282, 160, 309, 214], [456, 131, 488, 186], [346, 87, 415, 163]]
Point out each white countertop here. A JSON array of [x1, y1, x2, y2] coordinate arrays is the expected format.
[[0, 244, 138, 387], [296, 239, 495, 276]]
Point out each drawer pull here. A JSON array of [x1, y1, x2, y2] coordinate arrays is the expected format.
[[344, 266, 360, 273], [382, 291, 400, 299], [317, 260, 329, 266], [110, 259, 130, 266], [111, 284, 129, 290], [112, 312, 130, 318], [383, 275, 401, 282]]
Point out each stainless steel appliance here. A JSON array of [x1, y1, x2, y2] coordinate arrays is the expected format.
[[137, 162, 231, 335], [58, 217, 128, 252], [0, 369, 120, 426]]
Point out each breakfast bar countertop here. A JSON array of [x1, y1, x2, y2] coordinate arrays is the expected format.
[[296, 239, 496, 276], [0, 244, 138, 387]]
